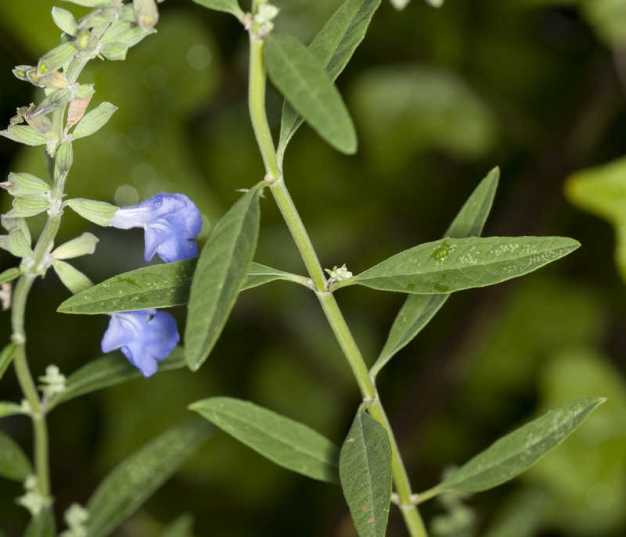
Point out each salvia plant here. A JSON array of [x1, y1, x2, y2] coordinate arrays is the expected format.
[[0, 0, 606, 536]]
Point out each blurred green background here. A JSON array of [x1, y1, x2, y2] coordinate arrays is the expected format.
[[1, 0, 626, 536]]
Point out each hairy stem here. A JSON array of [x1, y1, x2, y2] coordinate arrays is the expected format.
[[247, 33, 428, 537]]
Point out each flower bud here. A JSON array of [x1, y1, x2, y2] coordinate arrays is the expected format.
[[52, 232, 99, 260], [65, 198, 119, 226], [54, 142, 74, 179]]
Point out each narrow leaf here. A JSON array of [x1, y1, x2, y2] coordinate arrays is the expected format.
[[371, 168, 499, 377], [0, 343, 16, 381], [278, 0, 381, 159], [192, 0, 243, 18], [185, 189, 261, 371], [57, 260, 304, 315], [72, 102, 118, 140], [190, 397, 339, 482], [86, 420, 210, 537], [439, 398, 605, 494], [339, 410, 392, 537], [48, 348, 186, 409], [340, 236, 580, 295], [266, 33, 357, 155], [0, 431, 32, 481]]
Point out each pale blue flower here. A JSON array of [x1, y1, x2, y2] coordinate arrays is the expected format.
[[101, 309, 179, 377], [111, 193, 202, 263]]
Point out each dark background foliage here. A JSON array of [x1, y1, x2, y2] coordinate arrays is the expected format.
[[1, 1, 625, 536]]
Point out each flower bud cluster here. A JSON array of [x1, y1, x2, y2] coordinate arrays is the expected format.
[[245, 1, 280, 40], [17, 476, 51, 516]]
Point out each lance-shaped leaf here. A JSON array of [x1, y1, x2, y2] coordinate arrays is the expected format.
[[86, 420, 210, 537], [192, 0, 243, 19], [47, 348, 186, 410], [339, 410, 392, 537], [57, 260, 306, 315], [72, 102, 118, 140], [24, 509, 56, 537], [278, 0, 381, 160], [371, 168, 499, 378], [0, 343, 16, 381], [337, 236, 580, 295], [185, 189, 261, 371], [0, 431, 31, 481], [266, 33, 357, 155], [190, 397, 339, 482], [436, 398, 605, 494]]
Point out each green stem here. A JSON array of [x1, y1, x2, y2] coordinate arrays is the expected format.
[[11, 276, 51, 497], [9, 70, 76, 502], [246, 33, 428, 537]]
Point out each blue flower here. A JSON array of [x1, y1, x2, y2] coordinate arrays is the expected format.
[[101, 309, 180, 377], [111, 193, 202, 263]]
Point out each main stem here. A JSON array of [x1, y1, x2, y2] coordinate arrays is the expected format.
[[247, 34, 428, 537]]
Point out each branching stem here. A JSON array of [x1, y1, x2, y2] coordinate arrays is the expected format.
[[247, 31, 428, 537]]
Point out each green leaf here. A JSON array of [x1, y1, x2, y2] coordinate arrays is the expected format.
[[0, 430, 31, 481], [57, 260, 195, 314], [0, 343, 16, 381], [338, 236, 579, 295], [86, 420, 210, 537], [0, 402, 25, 418], [162, 514, 194, 537], [24, 509, 56, 537], [72, 102, 118, 140], [190, 397, 339, 482], [278, 0, 381, 159], [371, 168, 499, 378], [351, 67, 496, 171], [192, 0, 243, 19], [185, 189, 261, 371], [438, 398, 605, 494], [566, 156, 626, 281], [48, 348, 186, 409], [57, 260, 305, 315], [243, 262, 310, 291], [266, 33, 357, 155], [339, 410, 392, 537]]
